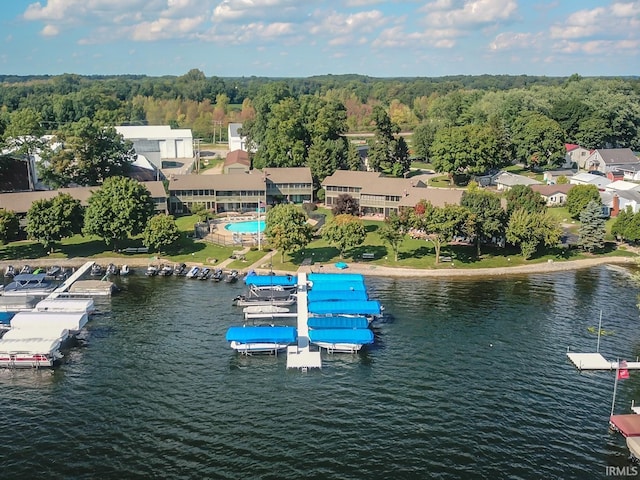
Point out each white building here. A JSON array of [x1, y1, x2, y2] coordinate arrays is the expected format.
[[228, 123, 246, 152], [569, 172, 611, 189], [115, 125, 194, 170]]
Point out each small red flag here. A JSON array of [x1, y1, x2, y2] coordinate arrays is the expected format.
[[618, 360, 630, 380]]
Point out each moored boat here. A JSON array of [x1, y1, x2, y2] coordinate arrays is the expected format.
[[4, 265, 15, 278], [119, 264, 130, 276], [233, 295, 297, 307], [211, 268, 223, 282], [0, 338, 64, 368], [185, 266, 200, 278], [225, 325, 297, 354], [0, 274, 56, 297], [199, 267, 211, 280], [308, 328, 374, 353], [90, 264, 103, 277], [158, 264, 174, 276], [224, 270, 239, 283], [106, 263, 118, 276], [145, 265, 159, 277]]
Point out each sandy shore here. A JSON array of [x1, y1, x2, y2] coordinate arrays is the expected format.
[[0, 253, 636, 279]]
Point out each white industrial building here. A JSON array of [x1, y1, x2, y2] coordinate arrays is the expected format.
[[115, 125, 194, 170]]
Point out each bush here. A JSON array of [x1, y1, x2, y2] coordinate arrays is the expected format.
[[302, 202, 317, 214], [316, 189, 325, 201]]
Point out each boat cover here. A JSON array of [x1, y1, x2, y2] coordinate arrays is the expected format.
[[3, 328, 69, 340], [308, 300, 381, 315], [0, 312, 15, 324], [11, 311, 88, 331], [225, 326, 297, 344], [308, 273, 364, 283], [245, 275, 297, 287], [35, 298, 95, 313], [309, 328, 374, 344], [308, 280, 366, 292], [308, 316, 369, 329], [307, 290, 368, 302], [0, 337, 62, 354], [610, 415, 640, 437], [13, 273, 48, 283]]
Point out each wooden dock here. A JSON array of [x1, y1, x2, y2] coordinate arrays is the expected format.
[[49, 261, 115, 297], [286, 271, 322, 370]]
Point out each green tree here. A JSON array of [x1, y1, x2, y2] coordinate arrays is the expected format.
[[611, 207, 636, 242], [511, 112, 566, 169], [566, 184, 601, 219], [83, 176, 155, 249], [190, 202, 209, 222], [143, 214, 180, 254], [429, 123, 510, 184], [40, 118, 135, 187], [322, 214, 367, 258], [367, 105, 410, 176], [578, 200, 606, 252], [411, 201, 474, 263], [556, 175, 569, 184], [0, 209, 20, 244], [378, 211, 407, 261], [3, 108, 45, 190], [461, 190, 506, 256], [505, 185, 546, 216], [25, 193, 83, 252], [411, 122, 439, 160], [265, 204, 313, 262], [506, 209, 562, 259]]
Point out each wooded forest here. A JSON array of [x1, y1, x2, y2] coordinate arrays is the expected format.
[[1, 70, 639, 184]]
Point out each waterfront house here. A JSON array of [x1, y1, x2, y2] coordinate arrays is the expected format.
[[566, 144, 591, 169], [168, 167, 312, 214], [494, 172, 542, 191], [530, 184, 574, 206], [569, 172, 611, 189], [583, 148, 640, 178]]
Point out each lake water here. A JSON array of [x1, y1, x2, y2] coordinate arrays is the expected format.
[[1, 266, 640, 479]]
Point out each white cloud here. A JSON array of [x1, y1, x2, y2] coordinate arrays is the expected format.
[[130, 15, 204, 41], [421, 0, 518, 26], [550, 2, 640, 40], [41, 24, 60, 36], [308, 10, 385, 36], [490, 31, 540, 51]]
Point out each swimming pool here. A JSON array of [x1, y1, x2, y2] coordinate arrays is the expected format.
[[224, 220, 265, 233]]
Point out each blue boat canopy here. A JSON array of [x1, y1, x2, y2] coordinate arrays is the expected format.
[[308, 280, 365, 292], [309, 329, 374, 345], [307, 290, 368, 302], [225, 326, 297, 344], [308, 273, 364, 283], [244, 275, 297, 287], [307, 316, 369, 329], [308, 300, 382, 315]]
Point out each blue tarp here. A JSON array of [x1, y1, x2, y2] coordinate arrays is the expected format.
[[244, 275, 297, 287], [225, 326, 297, 344], [308, 273, 364, 283], [309, 328, 374, 345], [309, 281, 366, 292], [0, 312, 15, 324], [335, 262, 348, 269], [307, 316, 369, 329], [307, 290, 368, 302], [308, 300, 382, 315]]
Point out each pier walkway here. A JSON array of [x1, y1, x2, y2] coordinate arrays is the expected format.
[[48, 261, 95, 299], [286, 271, 322, 370]]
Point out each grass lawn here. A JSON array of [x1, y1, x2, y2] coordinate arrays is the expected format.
[[1, 212, 634, 271]]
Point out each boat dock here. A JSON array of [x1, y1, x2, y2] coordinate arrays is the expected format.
[[566, 351, 640, 371], [49, 261, 115, 297], [286, 271, 322, 370]]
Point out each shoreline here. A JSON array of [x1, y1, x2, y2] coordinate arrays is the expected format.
[[0, 254, 635, 279]]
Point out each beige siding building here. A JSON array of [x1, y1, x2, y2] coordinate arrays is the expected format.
[[168, 168, 312, 214], [321, 170, 462, 216]]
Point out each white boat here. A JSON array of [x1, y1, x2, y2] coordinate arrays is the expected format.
[[119, 264, 130, 276], [228, 341, 291, 354], [11, 311, 88, 334], [243, 305, 290, 315], [226, 326, 297, 354], [185, 266, 200, 278], [0, 274, 56, 297], [4, 265, 15, 278], [35, 298, 96, 315], [145, 265, 159, 276], [158, 265, 174, 276], [0, 337, 64, 368], [233, 295, 297, 307]]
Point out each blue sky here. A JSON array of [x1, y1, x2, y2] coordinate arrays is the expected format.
[[1, 0, 638, 78]]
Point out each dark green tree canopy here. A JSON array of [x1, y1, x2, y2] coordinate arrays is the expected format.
[[40, 118, 134, 187], [578, 200, 606, 253], [143, 214, 180, 254], [83, 176, 154, 248], [265, 204, 313, 262], [461, 189, 506, 255], [506, 208, 561, 259], [0, 209, 20, 245], [26, 193, 83, 251], [505, 185, 547, 216], [511, 111, 566, 169], [566, 184, 601, 219]]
